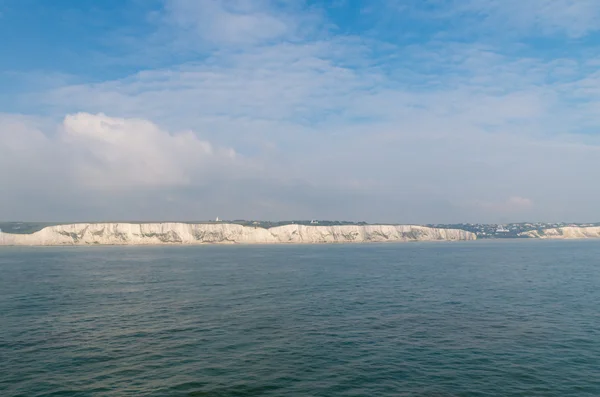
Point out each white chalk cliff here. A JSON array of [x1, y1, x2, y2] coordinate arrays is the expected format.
[[0, 223, 475, 246], [520, 226, 600, 239]]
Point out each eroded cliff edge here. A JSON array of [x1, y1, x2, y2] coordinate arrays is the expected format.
[[520, 226, 600, 239], [0, 223, 476, 246]]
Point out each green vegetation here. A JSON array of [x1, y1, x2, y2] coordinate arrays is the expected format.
[[0, 222, 66, 234]]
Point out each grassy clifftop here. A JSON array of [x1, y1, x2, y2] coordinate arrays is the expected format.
[[0, 220, 371, 235], [0, 222, 64, 234]]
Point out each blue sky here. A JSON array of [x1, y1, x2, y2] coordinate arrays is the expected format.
[[2, 0, 600, 223]]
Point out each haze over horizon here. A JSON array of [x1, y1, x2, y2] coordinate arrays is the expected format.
[[2, 0, 600, 224]]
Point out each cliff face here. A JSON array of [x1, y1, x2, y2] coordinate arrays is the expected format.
[[0, 223, 476, 246], [521, 226, 600, 239]]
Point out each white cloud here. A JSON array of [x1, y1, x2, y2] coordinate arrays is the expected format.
[[4, 0, 600, 222], [18, 32, 600, 222], [459, 0, 600, 38], [386, 0, 600, 39], [160, 0, 326, 48], [1, 113, 241, 191], [38, 40, 380, 148], [0, 114, 64, 188], [60, 113, 238, 189], [164, 0, 288, 45]]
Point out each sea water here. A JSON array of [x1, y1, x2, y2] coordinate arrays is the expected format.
[[1, 240, 599, 396]]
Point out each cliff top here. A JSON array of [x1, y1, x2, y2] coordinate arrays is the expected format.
[[0, 220, 377, 235]]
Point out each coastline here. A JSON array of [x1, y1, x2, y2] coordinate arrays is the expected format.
[[0, 222, 476, 247], [3, 223, 600, 247]]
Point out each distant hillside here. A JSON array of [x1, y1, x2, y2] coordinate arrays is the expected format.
[[0, 222, 64, 235], [428, 222, 600, 239]]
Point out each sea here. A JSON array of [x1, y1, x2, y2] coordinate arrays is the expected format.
[[1, 240, 599, 396]]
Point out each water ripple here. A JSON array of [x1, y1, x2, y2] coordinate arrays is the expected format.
[[1, 241, 600, 396]]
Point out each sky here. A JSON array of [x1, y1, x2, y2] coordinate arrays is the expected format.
[[1, 0, 600, 224]]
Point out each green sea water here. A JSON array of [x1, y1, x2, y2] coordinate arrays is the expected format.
[[1, 240, 599, 396]]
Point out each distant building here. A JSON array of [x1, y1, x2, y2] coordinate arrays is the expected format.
[[215, 217, 220, 222]]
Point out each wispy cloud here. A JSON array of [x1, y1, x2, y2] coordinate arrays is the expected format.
[[3, 0, 600, 222], [387, 0, 600, 39], [457, 0, 600, 38], [61, 113, 240, 189], [164, 0, 290, 45], [157, 0, 327, 51]]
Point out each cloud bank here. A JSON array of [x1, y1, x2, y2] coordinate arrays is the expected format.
[[2, 0, 600, 223]]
